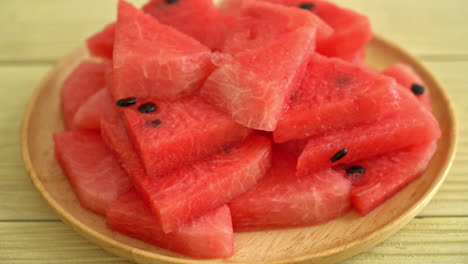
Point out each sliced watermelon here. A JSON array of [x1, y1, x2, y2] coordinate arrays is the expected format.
[[73, 88, 118, 131], [107, 191, 234, 259], [297, 87, 441, 176], [61, 61, 109, 129], [221, 0, 333, 55], [112, 1, 213, 101], [229, 149, 351, 232], [122, 95, 251, 177], [53, 131, 131, 215], [342, 142, 437, 215], [274, 54, 399, 143], [201, 28, 316, 131], [383, 63, 431, 109], [86, 23, 115, 59], [143, 0, 227, 50]]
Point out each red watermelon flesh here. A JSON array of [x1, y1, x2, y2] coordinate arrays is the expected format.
[[73, 88, 118, 131], [87, 23, 115, 60], [112, 1, 213, 101], [107, 191, 234, 259], [274, 54, 399, 143], [297, 87, 441, 176], [201, 28, 316, 131], [229, 149, 351, 232], [61, 61, 109, 129], [221, 0, 333, 55], [342, 141, 437, 215], [383, 63, 431, 109], [143, 0, 227, 50], [122, 95, 251, 177], [53, 131, 132, 215]]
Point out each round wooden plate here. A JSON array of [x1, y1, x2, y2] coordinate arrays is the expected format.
[[21, 35, 457, 264]]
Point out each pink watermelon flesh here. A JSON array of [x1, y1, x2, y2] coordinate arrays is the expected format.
[[297, 87, 441, 176], [342, 141, 437, 215], [53, 131, 132, 215], [274, 54, 398, 143], [112, 1, 213, 101], [122, 95, 251, 177], [143, 0, 227, 50], [73, 88, 118, 131], [383, 63, 431, 109], [87, 23, 115, 59], [107, 191, 234, 259], [61, 61, 109, 129], [229, 149, 351, 232], [221, 0, 333, 55], [201, 28, 316, 131]]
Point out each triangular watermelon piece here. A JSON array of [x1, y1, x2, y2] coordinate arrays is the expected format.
[[53, 131, 132, 215], [121, 95, 251, 177], [73, 88, 118, 131], [274, 54, 399, 143], [341, 141, 437, 215], [112, 1, 214, 101], [61, 61, 110, 129], [201, 28, 316, 131], [107, 191, 234, 259], [221, 0, 333, 55], [86, 23, 115, 59], [297, 87, 441, 176], [229, 149, 351, 232], [383, 63, 431, 109]]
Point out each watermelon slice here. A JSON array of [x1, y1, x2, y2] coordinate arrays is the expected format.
[[221, 0, 333, 55], [274, 54, 399, 143], [143, 0, 227, 50], [87, 23, 115, 59], [73, 88, 118, 130], [53, 131, 131, 215], [201, 28, 316, 131], [383, 63, 431, 109], [121, 95, 251, 177], [107, 191, 234, 259], [297, 87, 441, 176], [61, 61, 109, 129], [229, 149, 351, 231], [343, 142, 437, 215], [112, 1, 214, 101]]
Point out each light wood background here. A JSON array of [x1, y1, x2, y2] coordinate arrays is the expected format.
[[1, 0, 467, 263]]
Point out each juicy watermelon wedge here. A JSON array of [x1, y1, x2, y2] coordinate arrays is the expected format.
[[112, 1, 214, 101], [122, 95, 251, 177], [107, 191, 234, 259], [274, 54, 399, 143], [297, 87, 441, 176], [201, 28, 316, 131], [87, 23, 115, 59], [61, 61, 109, 129], [221, 0, 333, 55], [53, 131, 131, 215], [73, 88, 117, 131], [344, 141, 437, 215], [229, 149, 351, 232]]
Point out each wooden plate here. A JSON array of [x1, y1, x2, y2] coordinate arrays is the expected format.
[[21, 35, 457, 264]]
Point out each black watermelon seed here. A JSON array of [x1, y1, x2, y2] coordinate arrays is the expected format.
[[411, 83, 425, 96], [298, 2, 315, 10], [166, 0, 179, 4], [138, 103, 157, 114], [146, 119, 162, 128], [116, 97, 137, 107], [331, 149, 348, 163], [346, 166, 366, 174]]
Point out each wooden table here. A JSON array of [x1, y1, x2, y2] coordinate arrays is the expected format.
[[1, 0, 467, 263]]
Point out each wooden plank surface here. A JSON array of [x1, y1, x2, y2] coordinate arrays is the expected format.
[[0, 0, 467, 263]]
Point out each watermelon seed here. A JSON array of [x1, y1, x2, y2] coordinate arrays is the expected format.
[[116, 97, 137, 107], [331, 149, 348, 163], [165, 0, 179, 4], [138, 103, 157, 113], [298, 2, 315, 10], [346, 166, 366, 174], [411, 83, 425, 96], [146, 119, 162, 128]]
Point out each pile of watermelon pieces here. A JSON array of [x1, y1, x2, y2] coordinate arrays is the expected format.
[[54, 0, 441, 259]]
